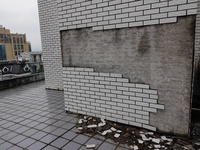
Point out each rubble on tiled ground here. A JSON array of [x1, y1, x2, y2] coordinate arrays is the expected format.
[[76, 115, 200, 150]]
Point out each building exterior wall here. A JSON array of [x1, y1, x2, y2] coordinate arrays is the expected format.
[[37, 0, 200, 135], [38, 0, 63, 90], [0, 27, 31, 61]]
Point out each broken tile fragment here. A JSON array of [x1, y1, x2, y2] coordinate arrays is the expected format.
[[78, 119, 83, 124], [101, 118, 106, 123], [195, 142, 200, 147], [152, 138, 160, 144], [117, 130, 122, 133], [154, 145, 161, 148], [140, 134, 150, 141], [167, 138, 173, 142], [86, 144, 95, 149], [161, 136, 168, 141], [111, 127, 116, 131], [98, 122, 106, 127], [102, 131, 107, 136], [102, 129, 112, 135], [114, 133, 120, 138], [146, 132, 154, 135], [138, 139, 143, 144], [87, 124, 97, 128], [130, 145, 138, 150]]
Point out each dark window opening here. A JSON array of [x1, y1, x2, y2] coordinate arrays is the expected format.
[[0, 45, 6, 60], [14, 45, 17, 50], [14, 51, 17, 56]]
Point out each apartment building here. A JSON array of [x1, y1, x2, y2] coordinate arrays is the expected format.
[[0, 25, 31, 61]]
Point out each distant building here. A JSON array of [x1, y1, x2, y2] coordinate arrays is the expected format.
[[19, 52, 43, 72], [0, 25, 31, 61]]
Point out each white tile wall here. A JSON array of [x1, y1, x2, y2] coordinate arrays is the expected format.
[[63, 67, 164, 131], [38, 0, 63, 90], [57, 0, 197, 31]]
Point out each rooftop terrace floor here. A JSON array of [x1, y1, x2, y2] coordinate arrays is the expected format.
[[0, 81, 126, 150]]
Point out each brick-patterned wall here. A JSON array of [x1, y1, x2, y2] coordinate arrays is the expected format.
[[38, 0, 63, 90], [63, 67, 164, 131], [58, 0, 197, 31]]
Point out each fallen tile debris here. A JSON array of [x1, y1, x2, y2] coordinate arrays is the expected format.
[[76, 115, 199, 150], [86, 144, 96, 149]]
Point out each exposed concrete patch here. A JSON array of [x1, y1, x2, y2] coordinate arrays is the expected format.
[[62, 16, 195, 135]]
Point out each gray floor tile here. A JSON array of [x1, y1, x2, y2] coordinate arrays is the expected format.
[[115, 146, 129, 150], [51, 128, 67, 136], [27, 141, 46, 150], [9, 135, 27, 144], [0, 139, 5, 145], [78, 146, 88, 150], [15, 126, 30, 133], [42, 145, 58, 150], [1, 132, 18, 140], [22, 128, 39, 136], [1, 122, 15, 128], [43, 126, 58, 133], [50, 137, 69, 148], [86, 137, 104, 149], [73, 134, 90, 145], [34, 123, 49, 130], [40, 134, 57, 144], [19, 119, 33, 125], [98, 142, 117, 150], [62, 141, 81, 150], [37, 117, 50, 122], [7, 145, 23, 150], [8, 124, 22, 131], [32, 131, 47, 140], [61, 122, 75, 130], [0, 129, 11, 136], [0, 142, 14, 150], [26, 121, 41, 128], [17, 138, 36, 148], [0, 120, 9, 126], [62, 131, 78, 140], [71, 126, 80, 133], [52, 120, 66, 127]]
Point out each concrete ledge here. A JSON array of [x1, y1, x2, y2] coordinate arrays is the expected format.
[[0, 73, 44, 91]]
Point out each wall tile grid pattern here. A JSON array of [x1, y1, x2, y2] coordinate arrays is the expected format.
[[57, 0, 197, 31], [63, 67, 164, 131], [38, 0, 63, 90]]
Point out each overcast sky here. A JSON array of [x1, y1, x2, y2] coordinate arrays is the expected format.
[[1, 0, 41, 51]]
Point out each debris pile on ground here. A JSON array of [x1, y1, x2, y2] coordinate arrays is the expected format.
[[76, 116, 198, 150]]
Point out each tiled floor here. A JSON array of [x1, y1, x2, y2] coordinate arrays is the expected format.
[[0, 81, 128, 150]]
